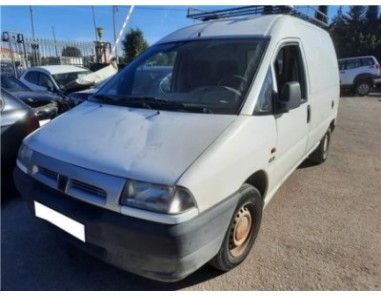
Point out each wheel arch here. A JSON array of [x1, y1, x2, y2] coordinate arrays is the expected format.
[[244, 170, 268, 200], [330, 119, 336, 133], [354, 73, 374, 85]]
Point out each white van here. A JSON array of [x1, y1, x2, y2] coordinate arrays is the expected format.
[[15, 7, 339, 282]]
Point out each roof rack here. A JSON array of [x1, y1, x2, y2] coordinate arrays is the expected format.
[[187, 5, 328, 28]]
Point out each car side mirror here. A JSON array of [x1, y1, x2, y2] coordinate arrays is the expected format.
[[278, 81, 302, 112], [47, 85, 55, 92]]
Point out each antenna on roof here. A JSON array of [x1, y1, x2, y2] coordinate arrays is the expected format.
[[187, 5, 329, 28]]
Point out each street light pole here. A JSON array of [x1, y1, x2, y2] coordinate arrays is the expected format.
[[52, 26, 58, 57], [29, 6, 36, 40], [112, 5, 119, 63], [29, 6, 38, 66], [92, 6, 98, 41]]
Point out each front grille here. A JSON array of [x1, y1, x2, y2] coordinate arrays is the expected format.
[[39, 166, 58, 180], [71, 179, 107, 198], [38, 166, 107, 198]]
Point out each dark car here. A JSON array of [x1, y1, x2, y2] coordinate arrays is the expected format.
[[1, 89, 40, 190], [0, 74, 71, 124]]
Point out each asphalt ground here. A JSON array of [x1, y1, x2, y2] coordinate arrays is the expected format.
[[1, 89, 380, 290]]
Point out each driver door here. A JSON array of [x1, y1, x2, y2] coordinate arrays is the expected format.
[[273, 42, 310, 186]]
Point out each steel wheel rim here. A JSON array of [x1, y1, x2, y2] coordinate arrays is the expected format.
[[322, 134, 329, 159], [358, 83, 370, 95], [229, 205, 253, 257]]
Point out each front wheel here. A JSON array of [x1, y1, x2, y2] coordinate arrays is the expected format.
[[209, 184, 263, 271]]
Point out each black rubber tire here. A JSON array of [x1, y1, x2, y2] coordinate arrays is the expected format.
[[209, 184, 263, 271], [355, 81, 372, 96], [309, 129, 331, 164]]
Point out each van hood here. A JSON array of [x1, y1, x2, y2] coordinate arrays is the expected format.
[[25, 101, 235, 184]]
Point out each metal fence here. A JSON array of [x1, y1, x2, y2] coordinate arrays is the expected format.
[[1, 32, 97, 76]]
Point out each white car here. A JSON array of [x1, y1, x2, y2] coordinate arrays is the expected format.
[[19, 65, 91, 94], [15, 9, 339, 282], [338, 55, 381, 96]]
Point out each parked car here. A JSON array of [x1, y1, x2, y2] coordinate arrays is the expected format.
[[14, 10, 339, 282], [338, 55, 381, 96], [67, 76, 114, 106], [1, 88, 39, 188], [67, 67, 171, 106], [1, 73, 71, 124], [19, 65, 92, 94]]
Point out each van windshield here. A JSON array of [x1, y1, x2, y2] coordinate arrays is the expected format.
[[94, 38, 267, 114]]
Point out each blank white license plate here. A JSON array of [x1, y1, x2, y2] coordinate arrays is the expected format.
[[34, 201, 85, 242]]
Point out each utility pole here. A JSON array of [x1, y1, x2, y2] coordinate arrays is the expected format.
[[92, 6, 98, 41], [52, 26, 58, 57], [112, 6, 119, 63], [30, 6, 38, 66], [29, 6, 36, 40]]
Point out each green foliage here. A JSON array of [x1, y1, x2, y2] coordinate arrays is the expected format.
[[329, 6, 381, 59], [122, 28, 149, 63], [62, 46, 82, 57]]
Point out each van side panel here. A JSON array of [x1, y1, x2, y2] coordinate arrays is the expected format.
[[298, 23, 340, 152]]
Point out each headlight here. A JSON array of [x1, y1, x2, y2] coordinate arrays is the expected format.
[[120, 180, 196, 214], [17, 143, 34, 173]]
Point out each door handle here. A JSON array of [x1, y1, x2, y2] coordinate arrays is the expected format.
[[307, 105, 311, 123]]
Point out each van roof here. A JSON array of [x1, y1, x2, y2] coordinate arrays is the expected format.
[[157, 14, 324, 44]]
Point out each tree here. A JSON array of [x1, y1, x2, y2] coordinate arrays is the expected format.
[[345, 6, 367, 56], [329, 6, 350, 57], [364, 6, 381, 58], [62, 46, 82, 57], [365, 6, 379, 34], [122, 28, 149, 63], [329, 5, 381, 58]]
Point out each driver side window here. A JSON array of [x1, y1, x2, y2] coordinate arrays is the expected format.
[[273, 45, 307, 101]]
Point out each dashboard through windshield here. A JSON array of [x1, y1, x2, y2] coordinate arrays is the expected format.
[[94, 38, 267, 114]]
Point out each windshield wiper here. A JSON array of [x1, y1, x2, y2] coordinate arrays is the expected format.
[[90, 94, 110, 103], [115, 96, 186, 109], [94, 95, 214, 114]]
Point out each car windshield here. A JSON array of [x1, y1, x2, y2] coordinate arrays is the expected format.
[[94, 38, 267, 114], [53, 71, 92, 88], [0, 75, 31, 92]]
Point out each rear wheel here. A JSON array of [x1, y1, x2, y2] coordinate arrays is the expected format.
[[355, 81, 372, 96], [309, 129, 331, 164], [209, 184, 263, 271]]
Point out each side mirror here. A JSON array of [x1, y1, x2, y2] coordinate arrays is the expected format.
[[278, 81, 302, 112], [46, 85, 55, 93]]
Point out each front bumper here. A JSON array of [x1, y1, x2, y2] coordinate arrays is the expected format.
[[14, 167, 240, 282]]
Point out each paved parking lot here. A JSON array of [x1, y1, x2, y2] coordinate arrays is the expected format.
[[1, 90, 380, 291]]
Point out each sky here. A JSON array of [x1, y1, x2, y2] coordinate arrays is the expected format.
[[1, 6, 235, 45], [0, 5, 370, 54]]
